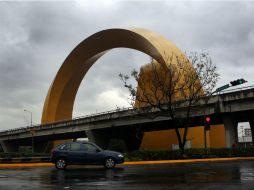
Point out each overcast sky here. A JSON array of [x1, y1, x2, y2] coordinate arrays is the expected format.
[[0, 0, 254, 130]]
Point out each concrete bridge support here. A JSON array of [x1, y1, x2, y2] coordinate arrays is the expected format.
[[33, 141, 50, 153], [248, 118, 254, 145], [0, 140, 20, 152], [222, 115, 238, 148], [85, 127, 143, 151], [0, 139, 50, 153], [85, 129, 111, 150]]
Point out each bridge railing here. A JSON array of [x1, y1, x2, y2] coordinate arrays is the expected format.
[[0, 106, 136, 135]]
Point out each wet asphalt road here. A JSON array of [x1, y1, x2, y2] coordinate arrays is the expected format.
[[0, 160, 254, 190]]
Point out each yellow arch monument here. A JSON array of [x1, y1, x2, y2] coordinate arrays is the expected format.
[[41, 28, 189, 124]]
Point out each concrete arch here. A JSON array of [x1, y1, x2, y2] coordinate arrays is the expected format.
[[41, 28, 188, 124]]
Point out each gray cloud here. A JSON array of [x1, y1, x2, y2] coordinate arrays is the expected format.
[[0, 1, 254, 130]]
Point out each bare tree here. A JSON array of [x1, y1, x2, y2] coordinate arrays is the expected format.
[[119, 52, 219, 156]]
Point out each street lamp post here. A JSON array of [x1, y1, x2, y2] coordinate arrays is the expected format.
[[24, 109, 34, 153]]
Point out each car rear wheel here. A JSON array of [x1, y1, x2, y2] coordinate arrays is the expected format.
[[104, 157, 116, 169], [55, 158, 67, 170]]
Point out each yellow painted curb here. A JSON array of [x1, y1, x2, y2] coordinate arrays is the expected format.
[[123, 157, 254, 165], [0, 157, 253, 168]]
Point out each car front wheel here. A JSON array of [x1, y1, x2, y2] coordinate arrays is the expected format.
[[55, 158, 67, 170], [104, 157, 116, 169]]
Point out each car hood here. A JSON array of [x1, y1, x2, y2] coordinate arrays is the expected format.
[[100, 150, 122, 156]]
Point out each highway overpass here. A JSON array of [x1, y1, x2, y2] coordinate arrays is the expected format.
[[1, 87, 254, 152]]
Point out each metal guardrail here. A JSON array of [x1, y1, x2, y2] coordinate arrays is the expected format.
[[1, 86, 254, 135]]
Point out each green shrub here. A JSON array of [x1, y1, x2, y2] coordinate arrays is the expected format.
[[125, 148, 254, 161], [125, 150, 182, 161], [1, 148, 254, 160], [0, 152, 49, 158]]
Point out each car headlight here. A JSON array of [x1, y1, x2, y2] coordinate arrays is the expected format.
[[118, 154, 124, 158]]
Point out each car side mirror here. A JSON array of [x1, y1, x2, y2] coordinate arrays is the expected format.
[[96, 149, 101, 152]]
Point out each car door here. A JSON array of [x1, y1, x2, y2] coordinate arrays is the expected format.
[[68, 143, 86, 164], [82, 143, 104, 164]]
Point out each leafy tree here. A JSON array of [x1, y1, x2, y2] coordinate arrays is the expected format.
[[119, 52, 219, 156]]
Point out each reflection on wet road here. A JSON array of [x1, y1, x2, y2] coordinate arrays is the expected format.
[[0, 160, 254, 189]]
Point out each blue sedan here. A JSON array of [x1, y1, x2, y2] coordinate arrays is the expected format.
[[51, 141, 124, 169]]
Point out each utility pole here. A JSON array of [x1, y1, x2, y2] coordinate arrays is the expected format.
[[24, 109, 34, 153]]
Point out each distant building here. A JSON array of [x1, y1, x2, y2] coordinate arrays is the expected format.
[[238, 128, 252, 143]]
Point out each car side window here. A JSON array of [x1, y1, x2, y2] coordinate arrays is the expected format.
[[70, 143, 81, 151], [58, 144, 67, 150], [82, 143, 98, 153]]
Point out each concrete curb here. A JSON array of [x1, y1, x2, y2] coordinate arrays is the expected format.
[[0, 156, 254, 168]]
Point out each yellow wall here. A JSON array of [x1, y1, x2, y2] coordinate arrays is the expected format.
[[140, 130, 178, 150], [187, 126, 206, 148], [140, 125, 226, 150], [209, 125, 226, 148]]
